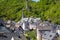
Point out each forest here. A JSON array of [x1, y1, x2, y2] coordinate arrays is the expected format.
[[0, 0, 60, 24]]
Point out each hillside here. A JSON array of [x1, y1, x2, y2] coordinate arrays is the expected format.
[[0, 0, 60, 24]]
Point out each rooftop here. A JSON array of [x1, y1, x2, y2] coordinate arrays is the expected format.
[[42, 31, 56, 40]]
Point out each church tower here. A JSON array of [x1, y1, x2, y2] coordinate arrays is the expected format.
[[22, 9, 24, 19], [26, 0, 30, 11]]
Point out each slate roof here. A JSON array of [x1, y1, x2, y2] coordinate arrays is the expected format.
[[56, 25, 60, 30], [42, 31, 56, 40], [38, 21, 52, 30], [20, 18, 41, 30], [0, 27, 10, 33]]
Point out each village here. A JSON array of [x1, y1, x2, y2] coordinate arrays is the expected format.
[[0, 11, 60, 40], [0, 0, 60, 40]]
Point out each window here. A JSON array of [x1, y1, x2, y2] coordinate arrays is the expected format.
[[50, 35, 52, 37], [44, 34, 46, 35]]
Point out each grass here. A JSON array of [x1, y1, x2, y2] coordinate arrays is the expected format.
[[25, 30, 36, 40]]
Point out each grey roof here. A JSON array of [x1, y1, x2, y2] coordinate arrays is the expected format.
[[38, 22, 52, 30], [37, 21, 59, 30], [42, 31, 56, 40], [0, 27, 10, 33], [21, 18, 41, 23], [20, 18, 41, 30], [56, 25, 60, 30]]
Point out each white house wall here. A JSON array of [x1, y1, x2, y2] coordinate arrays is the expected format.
[[22, 23, 26, 30], [56, 30, 60, 35], [29, 24, 36, 29]]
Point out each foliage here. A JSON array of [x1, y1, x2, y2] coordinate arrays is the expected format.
[[25, 30, 36, 40], [0, 0, 60, 24]]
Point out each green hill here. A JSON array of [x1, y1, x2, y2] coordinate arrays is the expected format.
[[0, 0, 60, 24]]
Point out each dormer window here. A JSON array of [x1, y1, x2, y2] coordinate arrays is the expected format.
[[50, 35, 52, 37], [44, 34, 46, 35]]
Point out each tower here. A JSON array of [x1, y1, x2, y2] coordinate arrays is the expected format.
[[26, 0, 30, 11], [22, 8, 24, 19], [26, 0, 29, 9]]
